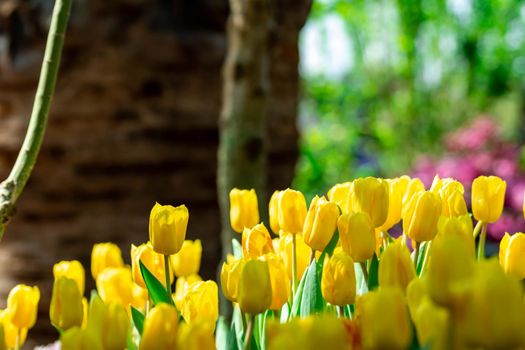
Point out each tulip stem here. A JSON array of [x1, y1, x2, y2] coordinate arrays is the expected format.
[[359, 262, 369, 282], [336, 305, 344, 318], [477, 222, 487, 261], [292, 234, 298, 298], [164, 255, 173, 304], [420, 241, 432, 276], [472, 220, 483, 239], [243, 314, 254, 350], [0, 0, 72, 239], [413, 241, 421, 268]]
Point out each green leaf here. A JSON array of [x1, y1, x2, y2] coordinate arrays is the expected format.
[[355, 263, 368, 295], [127, 332, 139, 350], [232, 305, 244, 350], [227, 322, 240, 350], [317, 231, 340, 268], [300, 260, 325, 316], [290, 266, 309, 317], [130, 305, 145, 335], [367, 253, 379, 291], [139, 260, 171, 305], [216, 317, 229, 350], [416, 242, 427, 275], [232, 238, 242, 259]]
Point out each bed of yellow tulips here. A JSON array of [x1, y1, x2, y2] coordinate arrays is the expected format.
[[0, 174, 523, 349]]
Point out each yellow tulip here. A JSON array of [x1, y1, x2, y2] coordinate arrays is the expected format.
[[406, 276, 427, 318], [53, 260, 85, 295], [242, 223, 274, 258], [171, 239, 202, 277], [61, 327, 103, 350], [267, 315, 352, 350], [132, 284, 148, 312], [430, 175, 464, 195], [327, 181, 353, 213], [471, 175, 506, 223], [321, 251, 356, 306], [378, 241, 416, 293], [431, 176, 467, 217], [0, 324, 5, 350], [238, 259, 272, 314], [181, 281, 219, 331], [303, 196, 340, 252], [220, 256, 245, 302], [274, 233, 310, 280], [436, 215, 475, 256], [338, 212, 375, 262], [86, 296, 129, 350], [81, 297, 88, 328], [356, 287, 412, 350], [269, 190, 282, 234], [149, 202, 189, 255], [7, 284, 40, 329], [176, 321, 215, 350], [426, 234, 474, 309], [461, 259, 525, 348], [0, 310, 27, 349], [131, 242, 173, 289], [50, 277, 84, 330], [401, 178, 425, 218], [278, 189, 307, 234], [403, 190, 441, 242], [96, 267, 134, 307], [379, 176, 410, 231], [91, 242, 124, 280], [412, 296, 449, 350], [140, 303, 178, 350], [230, 188, 260, 233], [499, 232, 525, 279], [174, 274, 202, 310], [351, 177, 389, 228], [259, 253, 290, 310]]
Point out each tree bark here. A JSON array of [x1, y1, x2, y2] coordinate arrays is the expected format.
[[218, 0, 272, 261]]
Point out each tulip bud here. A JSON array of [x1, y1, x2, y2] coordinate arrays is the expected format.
[[230, 188, 260, 233], [436, 215, 475, 256], [259, 254, 290, 310], [0, 310, 27, 349], [401, 178, 425, 214], [131, 243, 173, 289], [406, 276, 427, 318], [181, 281, 219, 331], [242, 223, 274, 258], [238, 259, 272, 314], [327, 182, 353, 213], [303, 196, 340, 252], [378, 241, 416, 293], [96, 267, 134, 307], [220, 256, 245, 302], [269, 191, 282, 234], [499, 232, 525, 279], [431, 176, 467, 217], [338, 212, 375, 262], [379, 176, 410, 231], [91, 243, 124, 280], [430, 175, 464, 194], [61, 327, 103, 350], [140, 303, 178, 350], [171, 239, 202, 277], [356, 287, 412, 350], [149, 202, 189, 255], [176, 321, 215, 350], [53, 260, 85, 295], [321, 251, 356, 306], [471, 175, 506, 223], [351, 177, 389, 227], [278, 189, 307, 234], [7, 284, 40, 329], [86, 296, 130, 350], [403, 190, 441, 242], [174, 274, 202, 310], [427, 234, 474, 309], [50, 277, 84, 330], [274, 234, 310, 281], [461, 259, 525, 348], [412, 297, 449, 350]]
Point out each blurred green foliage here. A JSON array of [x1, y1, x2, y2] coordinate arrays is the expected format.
[[294, 0, 525, 199]]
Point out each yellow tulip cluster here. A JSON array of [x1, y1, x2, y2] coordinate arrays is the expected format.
[[6, 174, 523, 349]]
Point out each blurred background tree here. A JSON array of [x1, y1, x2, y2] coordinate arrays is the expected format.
[[294, 0, 525, 199]]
